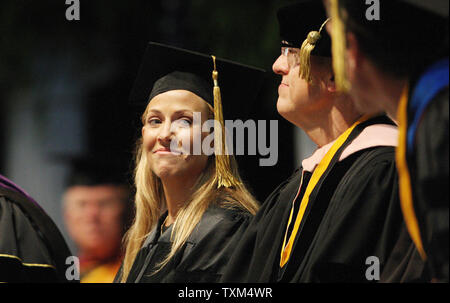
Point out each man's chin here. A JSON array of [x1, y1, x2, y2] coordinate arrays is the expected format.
[[353, 100, 385, 116], [276, 97, 291, 115], [276, 99, 298, 119]]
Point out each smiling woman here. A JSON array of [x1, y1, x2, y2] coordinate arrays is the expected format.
[[142, 90, 212, 181], [114, 42, 265, 283]]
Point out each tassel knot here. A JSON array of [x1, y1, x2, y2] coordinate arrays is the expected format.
[[298, 18, 331, 82], [307, 31, 321, 44]]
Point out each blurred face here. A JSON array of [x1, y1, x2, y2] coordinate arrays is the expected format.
[[64, 185, 126, 258], [323, 2, 386, 116], [272, 48, 333, 126], [142, 90, 211, 181]]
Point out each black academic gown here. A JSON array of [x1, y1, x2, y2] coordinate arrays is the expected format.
[[0, 180, 74, 282], [221, 116, 427, 283], [407, 78, 449, 281], [115, 205, 252, 283]]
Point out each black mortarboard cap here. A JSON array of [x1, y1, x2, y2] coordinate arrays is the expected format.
[[277, 0, 331, 57], [398, 0, 449, 17], [66, 156, 128, 188], [129, 42, 265, 121], [329, 0, 448, 91]]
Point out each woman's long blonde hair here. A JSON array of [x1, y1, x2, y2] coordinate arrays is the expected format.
[[119, 102, 259, 282]]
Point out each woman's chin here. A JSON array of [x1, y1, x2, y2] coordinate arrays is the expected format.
[[153, 164, 188, 180], [153, 168, 176, 180]]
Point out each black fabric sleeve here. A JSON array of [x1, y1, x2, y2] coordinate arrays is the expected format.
[[169, 210, 254, 283], [0, 195, 71, 282], [220, 170, 301, 282], [299, 148, 426, 282], [414, 89, 449, 281]]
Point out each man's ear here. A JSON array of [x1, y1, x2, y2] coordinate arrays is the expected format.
[[327, 30, 362, 94], [345, 31, 361, 83], [326, 73, 337, 92]]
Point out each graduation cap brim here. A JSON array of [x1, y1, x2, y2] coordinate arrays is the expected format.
[[129, 42, 266, 121], [277, 0, 331, 57], [66, 155, 129, 187], [399, 0, 449, 17]]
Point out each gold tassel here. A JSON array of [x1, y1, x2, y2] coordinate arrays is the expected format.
[[330, 0, 350, 92], [299, 18, 330, 82], [211, 55, 241, 188]]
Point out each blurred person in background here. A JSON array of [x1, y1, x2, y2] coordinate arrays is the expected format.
[[63, 158, 133, 283]]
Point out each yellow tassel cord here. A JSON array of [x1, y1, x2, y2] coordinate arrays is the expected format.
[[330, 0, 350, 92], [279, 115, 371, 267], [211, 55, 241, 188], [299, 18, 331, 82], [396, 84, 427, 260]]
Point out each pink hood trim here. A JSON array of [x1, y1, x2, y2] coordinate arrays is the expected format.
[[301, 124, 398, 173]]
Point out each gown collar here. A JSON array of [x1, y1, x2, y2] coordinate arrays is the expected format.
[[302, 121, 398, 173]]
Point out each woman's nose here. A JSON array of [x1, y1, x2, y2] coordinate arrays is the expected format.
[[272, 55, 289, 76], [157, 121, 174, 144]]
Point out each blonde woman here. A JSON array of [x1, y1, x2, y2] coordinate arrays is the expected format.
[[114, 42, 265, 282]]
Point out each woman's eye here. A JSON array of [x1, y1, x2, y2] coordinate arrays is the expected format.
[[147, 118, 161, 126], [176, 118, 192, 127]]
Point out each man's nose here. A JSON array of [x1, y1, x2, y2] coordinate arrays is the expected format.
[[85, 203, 101, 220], [272, 55, 289, 76]]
